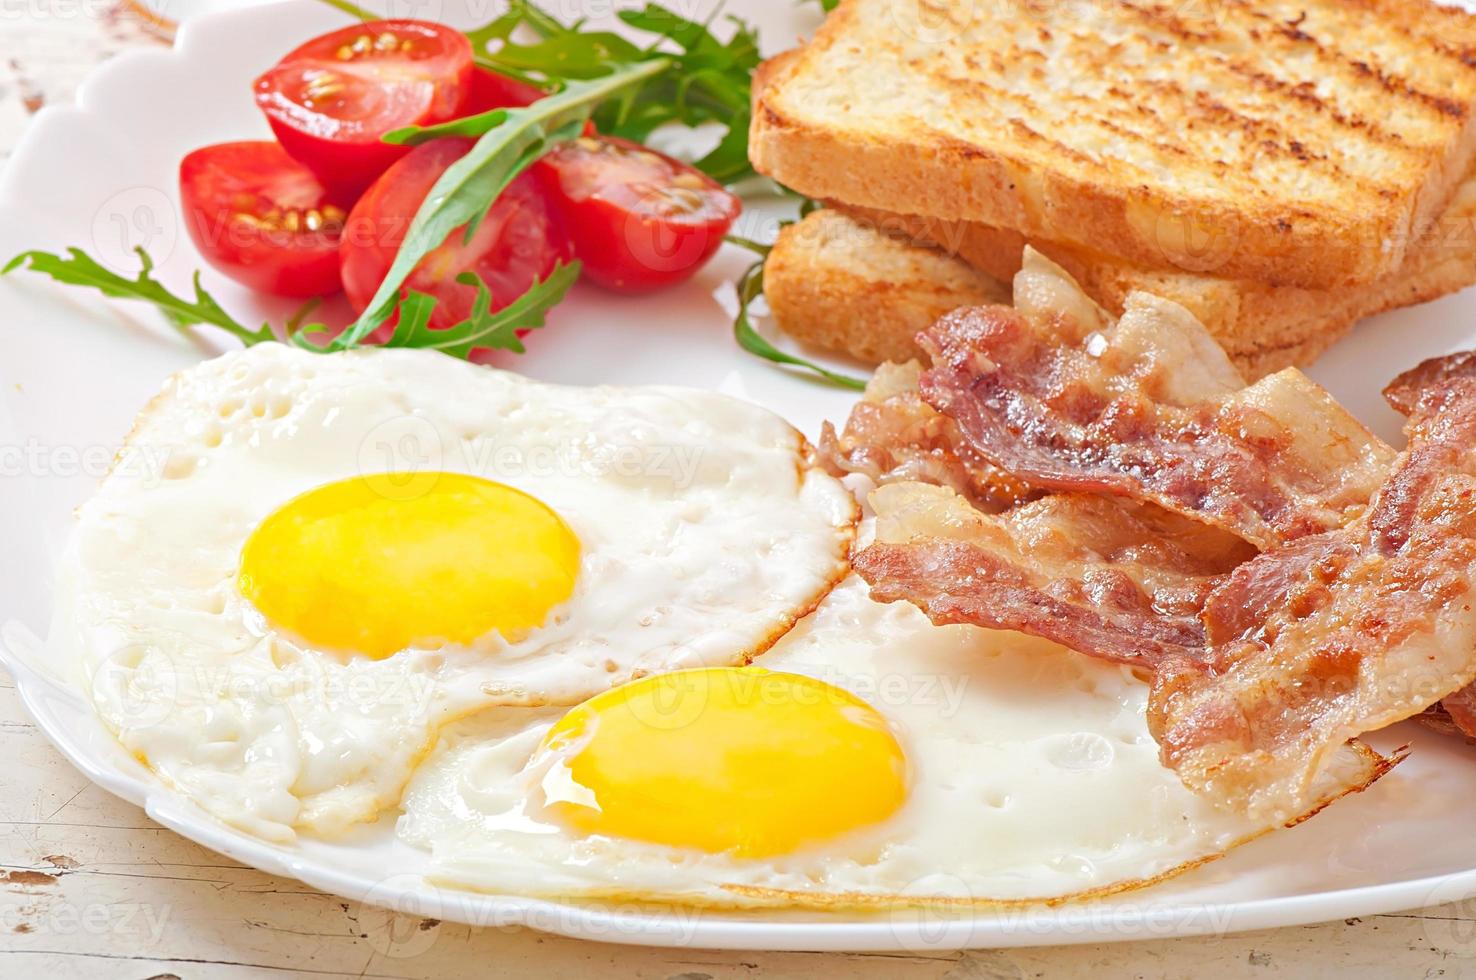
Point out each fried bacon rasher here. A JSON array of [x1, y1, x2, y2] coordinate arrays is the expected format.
[[1151, 376, 1476, 816], [1384, 354, 1476, 740], [917, 251, 1394, 550], [849, 250, 1476, 817], [818, 361, 1037, 514], [858, 483, 1252, 667]]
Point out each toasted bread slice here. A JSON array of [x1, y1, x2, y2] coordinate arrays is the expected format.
[[764, 210, 1008, 366], [767, 197, 1476, 380], [845, 170, 1476, 373], [751, 0, 1476, 289]]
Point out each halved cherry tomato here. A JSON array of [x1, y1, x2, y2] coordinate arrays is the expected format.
[[254, 20, 473, 195], [534, 135, 741, 293], [340, 138, 572, 339], [460, 68, 599, 137], [179, 140, 350, 298], [462, 67, 547, 114]]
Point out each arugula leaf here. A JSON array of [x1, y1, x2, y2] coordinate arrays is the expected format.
[[459, 1, 762, 184], [314, 0, 761, 183], [338, 60, 666, 350], [464, 0, 569, 48], [308, 0, 554, 86], [315, 0, 760, 183], [3, 248, 277, 347], [732, 259, 866, 391], [380, 262, 580, 358], [5, 246, 575, 362], [724, 233, 773, 258]]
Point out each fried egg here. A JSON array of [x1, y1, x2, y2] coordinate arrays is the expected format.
[[54, 344, 855, 842], [398, 571, 1381, 908]]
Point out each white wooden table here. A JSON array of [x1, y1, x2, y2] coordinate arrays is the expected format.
[[1, 7, 1471, 977]]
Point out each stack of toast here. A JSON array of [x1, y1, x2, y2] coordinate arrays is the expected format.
[[751, 0, 1476, 379]]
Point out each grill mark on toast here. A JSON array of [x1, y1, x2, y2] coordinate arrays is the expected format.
[[1102, 0, 1430, 187], [930, 58, 1381, 201], [1002, 119, 1104, 171], [1181, 87, 1397, 199], [1305, 0, 1476, 75], [1188, 90, 1328, 166], [918, 122, 1108, 177], [1117, 74, 1394, 199], [1094, 116, 1191, 159], [1214, 63, 1423, 170], [1091, 83, 1245, 173], [919, 69, 1112, 167], [1224, 67, 1403, 149], [927, 70, 1181, 180], [1349, 60, 1465, 120], [1277, 12, 1312, 44], [1226, 0, 1472, 122], [930, 7, 1425, 191], [1117, 0, 1467, 133], [933, 38, 1303, 183], [1107, 0, 1216, 43]]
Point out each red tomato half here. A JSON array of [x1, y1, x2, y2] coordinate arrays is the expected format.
[[340, 138, 571, 342], [534, 135, 741, 293], [462, 67, 547, 114], [460, 68, 596, 137], [179, 140, 350, 297], [255, 20, 473, 195]]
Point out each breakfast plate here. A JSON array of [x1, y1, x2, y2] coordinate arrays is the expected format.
[[9, 0, 1476, 952]]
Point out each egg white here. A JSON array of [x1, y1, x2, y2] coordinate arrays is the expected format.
[[397, 571, 1384, 909], [54, 344, 855, 841]]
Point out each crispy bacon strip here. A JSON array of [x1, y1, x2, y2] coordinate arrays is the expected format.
[[1152, 378, 1476, 817], [861, 380, 1476, 817], [832, 352, 1248, 663], [848, 258, 1476, 814], [1385, 352, 1476, 739], [1194, 532, 1354, 648], [818, 361, 1036, 514], [918, 251, 1395, 549], [1438, 687, 1476, 739], [855, 483, 1253, 667], [1384, 350, 1476, 417], [1417, 704, 1469, 738]]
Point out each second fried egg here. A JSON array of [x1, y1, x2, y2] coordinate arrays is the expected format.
[[397, 574, 1387, 908]]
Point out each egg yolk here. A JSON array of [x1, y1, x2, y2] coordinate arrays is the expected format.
[[537, 667, 908, 857], [238, 473, 580, 659]]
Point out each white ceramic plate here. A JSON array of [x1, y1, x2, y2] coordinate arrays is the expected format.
[[9, 0, 1476, 952]]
